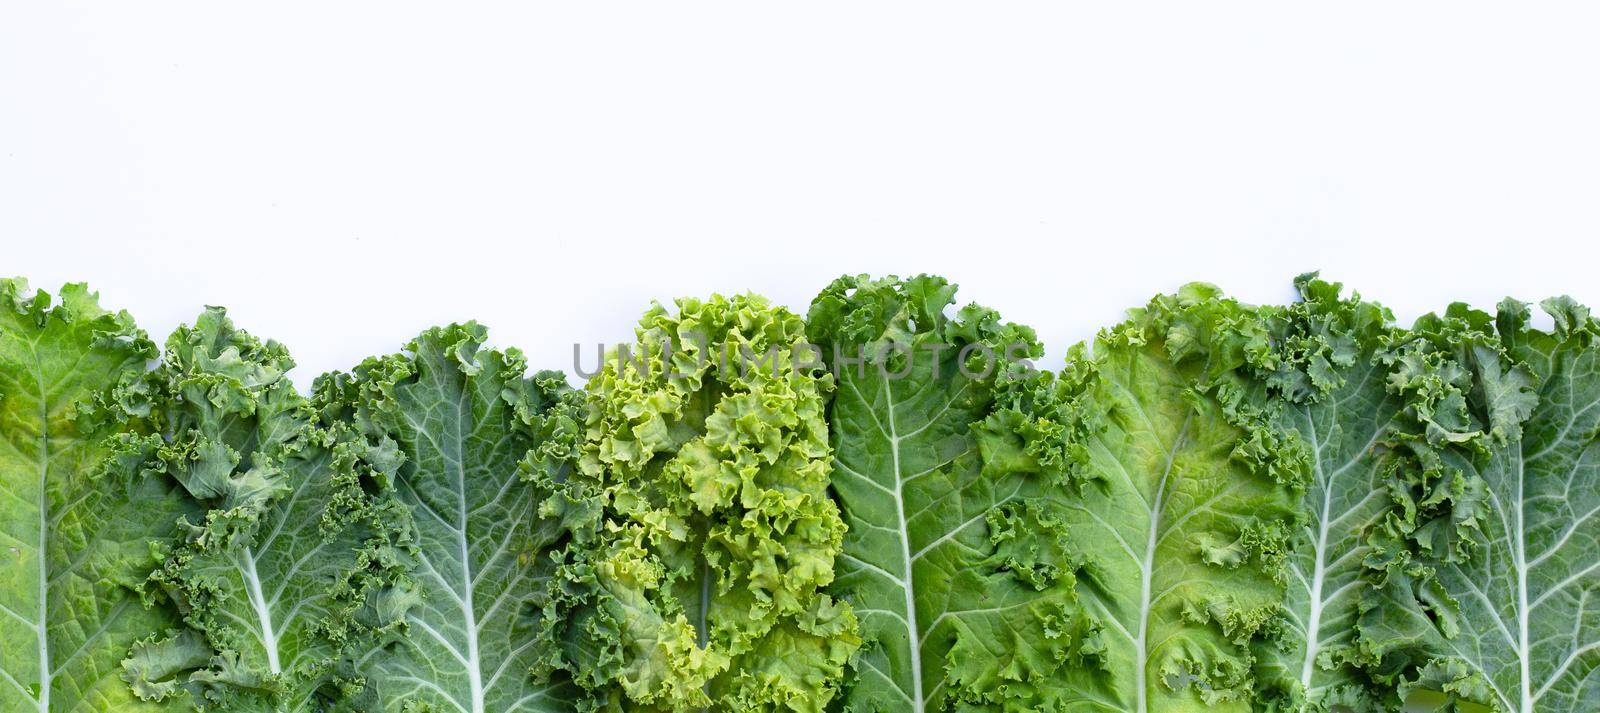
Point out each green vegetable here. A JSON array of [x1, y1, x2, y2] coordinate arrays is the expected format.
[[805, 274, 1097, 711], [330, 324, 584, 712], [117, 308, 408, 710], [1027, 283, 1307, 711], [1367, 297, 1600, 713], [7, 272, 1600, 713], [1252, 277, 1404, 711], [0, 280, 192, 711], [554, 294, 859, 712], [1247, 276, 1501, 711]]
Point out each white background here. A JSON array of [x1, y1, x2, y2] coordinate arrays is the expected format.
[[4, 3, 1598, 387]]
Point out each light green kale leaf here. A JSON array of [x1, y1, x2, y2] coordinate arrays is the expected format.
[[806, 274, 1100, 712], [1002, 283, 1307, 712], [117, 308, 408, 711], [0, 279, 193, 712], [332, 323, 584, 713], [554, 293, 859, 712]]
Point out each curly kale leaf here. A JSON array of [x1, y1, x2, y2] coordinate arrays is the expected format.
[[0, 279, 193, 711], [333, 323, 584, 713], [807, 274, 1100, 712], [1231, 275, 1511, 711], [1364, 298, 1600, 712], [118, 308, 408, 711], [994, 284, 1308, 712], [555, 293, 859, 712]]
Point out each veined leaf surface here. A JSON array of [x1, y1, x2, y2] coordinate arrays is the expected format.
[[0, 279, 190, 712], [1273, 350, 1396, 709], [1045, 285, 1305, 711], [119, 308, 407, 711], [1372, 298, 1600, 712], [337, 324, 580, 713], [1248, 276, 1496, 711], [808, 274, 1097, 711]]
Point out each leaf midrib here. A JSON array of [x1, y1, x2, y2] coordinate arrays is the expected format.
[[1297, 405, 1372, 690], [840, 367, 986, 712], [31, 348, 51, 713], [1133, 410, 1190, 713], [881, 376, 923, 712]]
